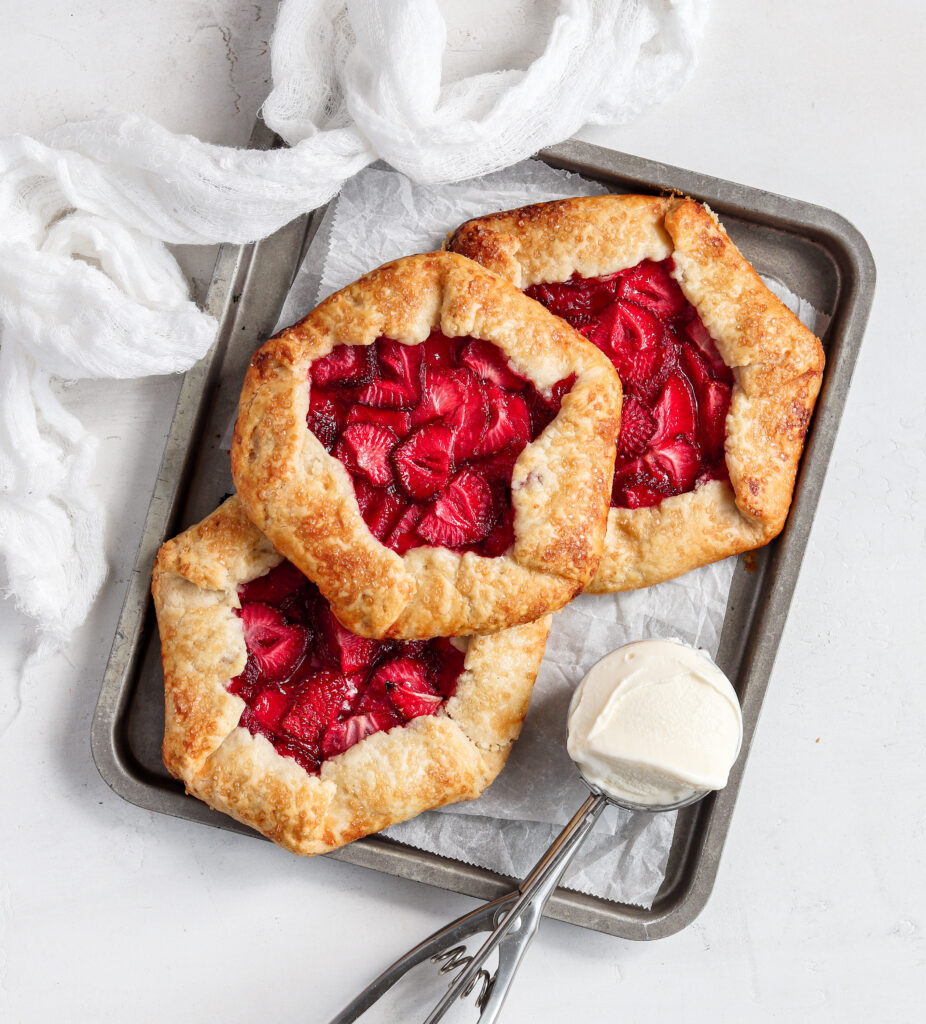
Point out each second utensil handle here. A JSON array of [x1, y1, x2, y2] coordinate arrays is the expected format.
[[423, 791, 608, 1024]]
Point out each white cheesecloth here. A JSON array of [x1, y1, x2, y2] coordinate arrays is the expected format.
[[0, 0, 707, 661]]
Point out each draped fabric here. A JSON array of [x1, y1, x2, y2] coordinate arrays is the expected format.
[[0, 0, 707, 654]]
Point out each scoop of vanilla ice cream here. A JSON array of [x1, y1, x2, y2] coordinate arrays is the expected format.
[[566, 638, 743, 807]]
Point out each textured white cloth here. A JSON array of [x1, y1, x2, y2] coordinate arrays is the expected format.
[[0, 0, 707, 657]]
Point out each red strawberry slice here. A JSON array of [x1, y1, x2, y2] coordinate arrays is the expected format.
[[353, 683, 390, 717], [650, 374, 697, 449], [696, 457, 730, 487], [353, 687, 388, 717], [449, 377, 491, 460], [352, 478, 378, 516], [366, 493, 405, 541], [272, 735, 321, 775], [353, 659, 422, 716], [569, 316, 598, 337], [412, 366, 485, 425], [526, 374, 574, 435], [611, 456, 674, 509], [237, 706, 262, 736], [596, 300, 668, 375], [412, 366, 490, 460], [353, 480, 405, 540], [228, 660, 258, 702], [474, 447, 520, 484], [624, 342, 677, 402], [697, 380, 732, 460], [320, 712, 395, 759], [429, 638, 467, 696], [594, 300, 677, 400], [373, 655, 430, 689], [354, 378, 419, 409], [418, 470, 494, 548], [476, 500, 516, 557], [307, 388, 345, 450], [393, 423, 454, 499], [238, 561, 306, 606], [411, 366, 467, 427], [460, 339, 526, 390], [615, 395, 657, 461], [318, 605, 379, 674], [334, 423, 397, 487], [526, 272, 621, 322], [347, 405, 412, 438], [678, 337, 715, 396], [473, 385, 530, 457], [281, 670, 356, 744], [617, 259, 687, 320], [582, 302, 620, 355], [681, 316, 731, 381], [649, 436, 701, 493], [620, 481, 669, 509], [279, 585, 321, 629], [388, 677, 442, 721], [377, 338, 424, 391], [368, 656, 436, 723], [385, 504, 424, 555], [250, 688, 290, 731], [420, 330, 462, 366], [239, 603, 308, 682], [310, 344, 372, 388], [396, 638, 429, 657]]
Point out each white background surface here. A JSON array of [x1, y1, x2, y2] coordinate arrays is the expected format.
[[1, 2, 923, 1021]]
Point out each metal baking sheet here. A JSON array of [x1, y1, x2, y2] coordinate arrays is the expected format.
[[91, 122, 875, 940]]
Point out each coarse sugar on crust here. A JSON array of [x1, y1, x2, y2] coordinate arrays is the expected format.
[[450, 195, 824, 592], [152, 497, 550, 858], [231, 251, 621, 636]]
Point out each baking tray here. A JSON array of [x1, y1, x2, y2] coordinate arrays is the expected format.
[[91, 123, 875, 940]]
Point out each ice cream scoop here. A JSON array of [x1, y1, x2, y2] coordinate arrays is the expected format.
[[332, 638, 743, 1024], [567, 638, 743, 809]]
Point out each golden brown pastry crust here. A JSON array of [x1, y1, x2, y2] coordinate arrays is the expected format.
[[152, 497, 551, 857], [450, 195, 825, 592], [231, 250, 621, 635]]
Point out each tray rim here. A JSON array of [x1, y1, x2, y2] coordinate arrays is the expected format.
[[91, 133, 875, 940]]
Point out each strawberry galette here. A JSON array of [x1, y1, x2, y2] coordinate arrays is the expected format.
[[232, 251, 621, 638], [449, 195, 825, 592], [152, 497, 551, 857]]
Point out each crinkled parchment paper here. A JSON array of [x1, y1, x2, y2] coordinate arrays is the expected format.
[[270, 161, 829, 908]]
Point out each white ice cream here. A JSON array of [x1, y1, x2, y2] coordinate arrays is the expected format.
[[567, 638, 743, 807]]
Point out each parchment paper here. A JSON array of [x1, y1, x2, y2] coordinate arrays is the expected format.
[[269, 161, 829, 908]]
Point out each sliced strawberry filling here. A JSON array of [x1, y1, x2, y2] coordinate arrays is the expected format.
[[229, 561, 466, 774], [308, 330, 569, 555], [526, 258, 733, 509]]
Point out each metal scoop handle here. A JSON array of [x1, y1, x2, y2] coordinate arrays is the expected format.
[[424, 791, 607, 1022], [328, 792, 607, 1024]]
